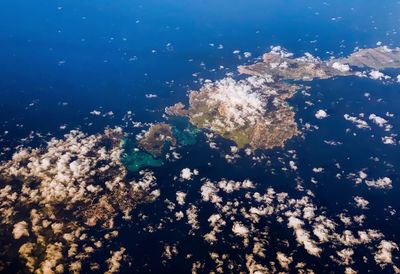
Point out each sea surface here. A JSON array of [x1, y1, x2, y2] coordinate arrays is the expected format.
[[1, 1, 400, 273]]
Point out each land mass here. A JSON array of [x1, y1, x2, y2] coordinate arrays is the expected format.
[[138, 123, 176, 157], [166, 46, 400, 150], [337, 46, 400, 70]]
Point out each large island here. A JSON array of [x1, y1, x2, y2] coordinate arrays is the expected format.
[[166, 46, 400, 150]]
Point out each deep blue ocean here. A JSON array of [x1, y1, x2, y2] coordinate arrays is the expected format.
[[1, 1, 400, 273], [1, 0, 400, 141]]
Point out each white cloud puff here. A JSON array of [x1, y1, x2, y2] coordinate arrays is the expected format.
[[276, 252, 293, 270], [315, 109, 328, 119], [206, 77, 266, 130], [344, 114, 370, 129], [374, 240, 399, 267], [382, 136, 396, 145], [287, 216, 322, 257], [90, 110, 101, 116], [105, 247, 126, 274], [232, 222, 249, 238], [180, 168, 198, 180], [176, 191, 186, 206], [365, 177, 392, 189], [13, 221, 29, 239], [354, 196, 369, 209], [332, 62, 351, 72], [369, 70, 390, 80], [369, 114, 388, 128]]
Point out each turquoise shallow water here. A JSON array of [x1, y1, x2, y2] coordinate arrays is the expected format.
[[120, 137, 163, 172], [120, 117, 198, 172], [1, 1, 400, 273]]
